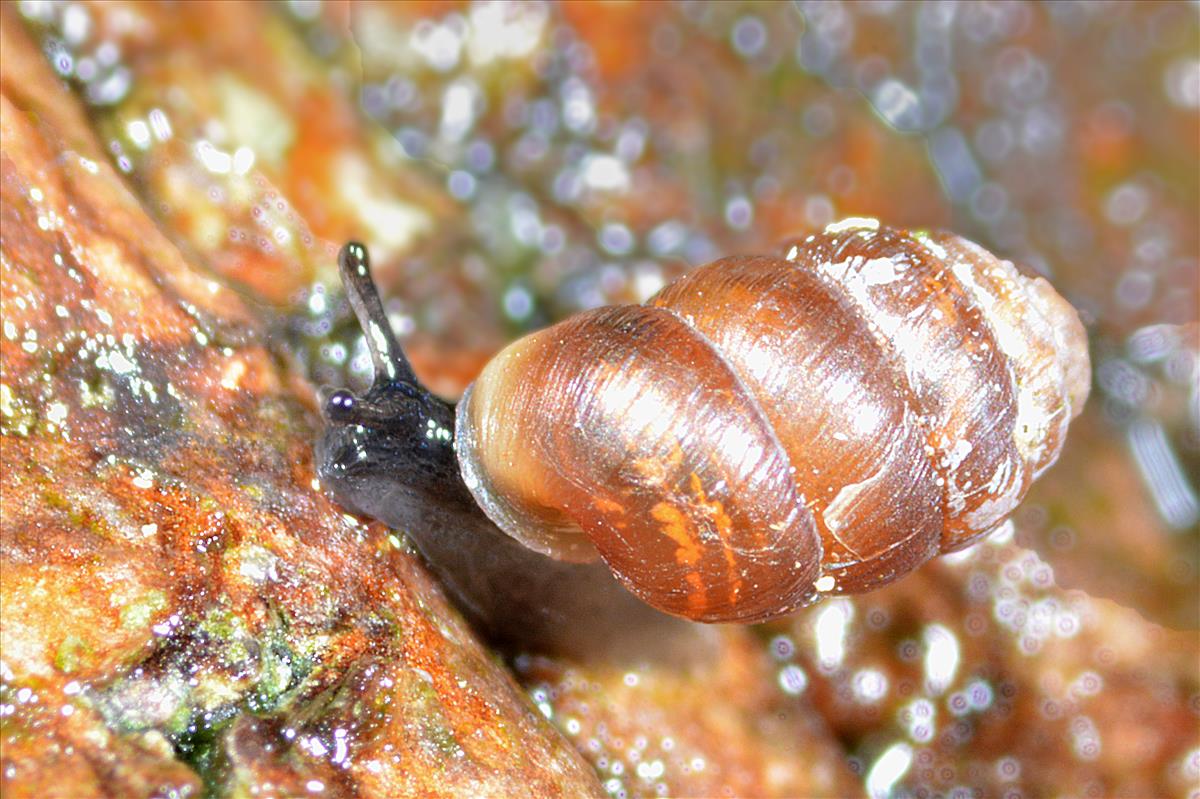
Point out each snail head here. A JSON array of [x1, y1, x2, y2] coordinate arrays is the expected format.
[[316, 243, 460, 522]]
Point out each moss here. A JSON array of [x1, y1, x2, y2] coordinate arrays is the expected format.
[[77, 372, 116, 410], [197, 606, 241, 642], [238, 482, 264, 502], [170, 707, 234, 798], [119, 589, 169, 631], [245, 638, 303, 714], [409, 677, 464, 759], [0, 382, 36, 436], [168, 629, 310, 797], [0, 685, 34, 743], [42, 487, 70, 511], [54, 634, 93, 674]]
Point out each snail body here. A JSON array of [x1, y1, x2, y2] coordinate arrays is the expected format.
[[319, 220, 1089, 632]]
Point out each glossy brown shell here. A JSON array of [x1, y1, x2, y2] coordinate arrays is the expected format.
[[455, 220, 1090, 622]]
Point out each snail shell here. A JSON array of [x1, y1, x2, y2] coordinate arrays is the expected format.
[[455, 220, 1089, 623]]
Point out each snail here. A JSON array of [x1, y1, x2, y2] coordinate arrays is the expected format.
[[317, 219, 1090, 641]]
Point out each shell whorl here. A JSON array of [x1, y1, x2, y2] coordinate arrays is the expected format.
[[455, 220, 1090, 622]]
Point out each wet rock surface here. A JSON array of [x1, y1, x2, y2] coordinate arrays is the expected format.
[[3, 3, 1197, 798]]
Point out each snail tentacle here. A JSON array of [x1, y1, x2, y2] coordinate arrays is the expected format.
[[337, 241, 418, 387]]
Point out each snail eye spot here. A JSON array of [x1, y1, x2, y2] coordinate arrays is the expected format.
[[324, 390, 358, 422]]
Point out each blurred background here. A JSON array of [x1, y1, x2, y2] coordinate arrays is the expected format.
[[8, 2, 1199, 797]]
